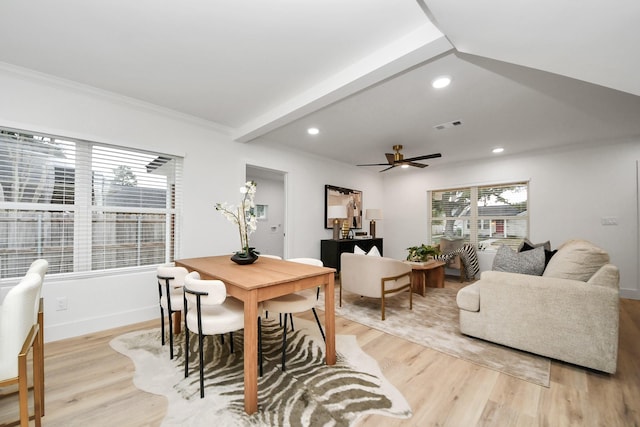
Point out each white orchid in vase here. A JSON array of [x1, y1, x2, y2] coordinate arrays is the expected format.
[[215, 181, 259, 262]]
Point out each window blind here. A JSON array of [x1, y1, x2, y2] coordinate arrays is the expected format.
[[0, 127, 182, 279], [429, 182, 528, 250]]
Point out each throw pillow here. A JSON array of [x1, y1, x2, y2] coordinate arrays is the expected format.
[[517, 239, 551, 252], [519, 241, 557, 267], [367, 246, 382, 257], [459, 243, 480, 279], [354, 245, 366, 255], [492, 245, 545, 276], [542, 239, 609, 282]]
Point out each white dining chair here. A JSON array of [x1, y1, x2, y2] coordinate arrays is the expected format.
[[157, 264, 189, 359], [0, 273, 43, 427], [262, 257, 325, 371], [26, 259, 48, 415], [183, 271, 263, 398]]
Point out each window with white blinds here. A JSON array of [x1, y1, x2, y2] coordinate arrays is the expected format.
[[428, 182, 528, 250], [0, 127, 182, 279]]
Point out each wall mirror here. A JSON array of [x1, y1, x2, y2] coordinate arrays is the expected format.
[[324, 185, 362, 229]]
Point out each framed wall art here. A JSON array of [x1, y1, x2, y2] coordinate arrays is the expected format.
[[324, 184, 362, 230]]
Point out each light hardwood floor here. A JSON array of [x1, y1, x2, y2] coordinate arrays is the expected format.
[[1, 281, 639, 427]]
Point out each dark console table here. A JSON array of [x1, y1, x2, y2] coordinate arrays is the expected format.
[[320, 238, 383, 272]]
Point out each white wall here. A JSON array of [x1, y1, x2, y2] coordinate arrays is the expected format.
[[382, 140, 640, 299], [0, 67, 385, 341], [245, 172, 285, 258]]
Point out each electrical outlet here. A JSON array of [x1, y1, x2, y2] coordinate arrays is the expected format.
[[56, 296, 68, 311]]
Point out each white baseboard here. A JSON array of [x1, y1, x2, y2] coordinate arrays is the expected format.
[[44, 306, 158, 343], [620, 288, 640, 300]]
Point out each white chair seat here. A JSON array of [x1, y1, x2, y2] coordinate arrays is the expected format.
[[186, 297, 245, 335], [262, 289, 316, 314]]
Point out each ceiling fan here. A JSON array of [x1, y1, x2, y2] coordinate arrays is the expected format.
[[357, 145, 442, 172]]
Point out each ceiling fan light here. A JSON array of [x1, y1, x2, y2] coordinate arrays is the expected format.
[[307, 127, 319, 135], [432, 76, 451, 89], [401, 164, 410, 169], [492, 147, 504, 154]]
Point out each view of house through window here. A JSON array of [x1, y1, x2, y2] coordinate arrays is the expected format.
[[0, 127, 182, 279], [428, 182, 528, 250]]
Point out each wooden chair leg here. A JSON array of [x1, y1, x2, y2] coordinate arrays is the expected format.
[[33, 327, 43, 427], [18, 351, 29, 427]]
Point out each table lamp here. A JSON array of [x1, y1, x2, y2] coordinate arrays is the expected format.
[[365, 209, 383, 238], [327, 205, 348, 240]]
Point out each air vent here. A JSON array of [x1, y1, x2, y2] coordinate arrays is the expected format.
[[434, 120, 463, 130]]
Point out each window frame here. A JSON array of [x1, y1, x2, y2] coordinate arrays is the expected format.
[[427, 181, 529, 250], [0, 126, 182, 281]]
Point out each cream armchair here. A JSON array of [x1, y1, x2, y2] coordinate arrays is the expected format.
[[340, 253, 412, 320]]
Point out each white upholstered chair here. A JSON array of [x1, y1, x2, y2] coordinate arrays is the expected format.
[[340, 253, 413, 320], [183, 271, 263, 398], [156, 264, 189, 359], [262, 257, 325, 371], [0, 273, 43, 427], [26, 259, 48, 415]]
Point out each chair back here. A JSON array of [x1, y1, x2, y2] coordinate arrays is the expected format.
[[27, 259, 48, 280], [0, 273, 41, 380], [157, 264, 189, 311], [340, 253, 411, 298], [27, 259, 48, 323], [287, 257, 323, 267], [183, 271, 227, 306]]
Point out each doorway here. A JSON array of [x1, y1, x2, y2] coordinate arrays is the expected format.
[[246, 165, 286, 259]]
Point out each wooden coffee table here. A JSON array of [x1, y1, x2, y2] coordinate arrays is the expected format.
[[405, 260, 446, 296]]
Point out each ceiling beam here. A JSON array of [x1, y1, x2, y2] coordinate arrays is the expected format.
[[233, 23, 454, 143]]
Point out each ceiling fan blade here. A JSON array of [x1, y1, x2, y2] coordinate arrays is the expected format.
[[405, 161, 428, 168], [403, 153, 442, 162], [385, 153, 395, 164], [379, 165, 396, 172], [357, 162, 390, 166]]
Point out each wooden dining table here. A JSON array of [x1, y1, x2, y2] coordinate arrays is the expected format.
[[174, 255, 336, 414]]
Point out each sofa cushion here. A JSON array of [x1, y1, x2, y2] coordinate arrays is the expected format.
[[543, 239, 609, 282], [492, 245, 545, 276]]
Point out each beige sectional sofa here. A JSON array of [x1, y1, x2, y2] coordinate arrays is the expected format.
[[456, 239, 619, 373]]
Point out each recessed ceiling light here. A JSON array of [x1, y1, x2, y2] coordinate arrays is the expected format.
[[492, 147, 504, 154], [307, 127, 319, 135], [432, 76, 451, 89]]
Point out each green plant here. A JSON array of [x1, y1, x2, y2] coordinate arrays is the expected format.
[[406, 244, 440, 262]]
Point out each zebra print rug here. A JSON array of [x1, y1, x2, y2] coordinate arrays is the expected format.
[[110, 318, 411, 426]]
